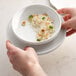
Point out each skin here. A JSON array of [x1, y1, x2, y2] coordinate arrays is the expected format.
[[6, 40, 47, 76], [6, 8, 76, 76], [57, 8, 76, 36]]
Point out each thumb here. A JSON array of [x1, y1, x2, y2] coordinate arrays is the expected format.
[[6, 40, 23, 55]]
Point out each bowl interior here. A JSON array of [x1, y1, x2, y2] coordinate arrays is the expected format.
[[12, 5, 61, 44]]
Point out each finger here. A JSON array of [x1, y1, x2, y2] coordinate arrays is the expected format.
[[6, 40, 19, 51], [7, 51, 10, 57], [61, 26, 71, 31], [6, 40, 11, 49], [61, 18, 75, 30], [57, 8, 73, 14], [23, 46, 30, 51], [9, 58, 14, 64], [63, 14, 71, 21], [6, 40, 23, 55], [25, 47, 38, 58], [25, 47, 35, 52], [7, 49, 14, 64], [25, 47, 37, 55], [7, 52, 14, 64], [66, 29, 76, 36], [66, 27, 72, 30], [7, 50, 16, 63], [62, 23, 70, 30], [7, 51, 19, 65], [13, 65, 18, 70]]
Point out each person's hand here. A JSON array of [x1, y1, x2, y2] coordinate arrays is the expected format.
[[6, 40, 47, 76], [57, 8, 76, 36]]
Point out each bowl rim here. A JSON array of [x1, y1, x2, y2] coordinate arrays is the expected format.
[[12, 4, 62, 45]]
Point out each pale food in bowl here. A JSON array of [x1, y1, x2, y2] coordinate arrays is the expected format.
[[12, 5, 61, 45]]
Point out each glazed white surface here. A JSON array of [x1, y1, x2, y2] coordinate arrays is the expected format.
[[12, 4, 61, 43], [0, 0, 76, 76]]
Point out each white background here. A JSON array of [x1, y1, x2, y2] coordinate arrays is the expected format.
[[0, 0, 76, 76]]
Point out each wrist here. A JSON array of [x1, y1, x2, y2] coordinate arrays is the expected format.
[[23, 63, 47, 76]]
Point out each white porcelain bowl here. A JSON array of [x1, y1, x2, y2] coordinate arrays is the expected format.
[[12, 4, 62, 45]]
